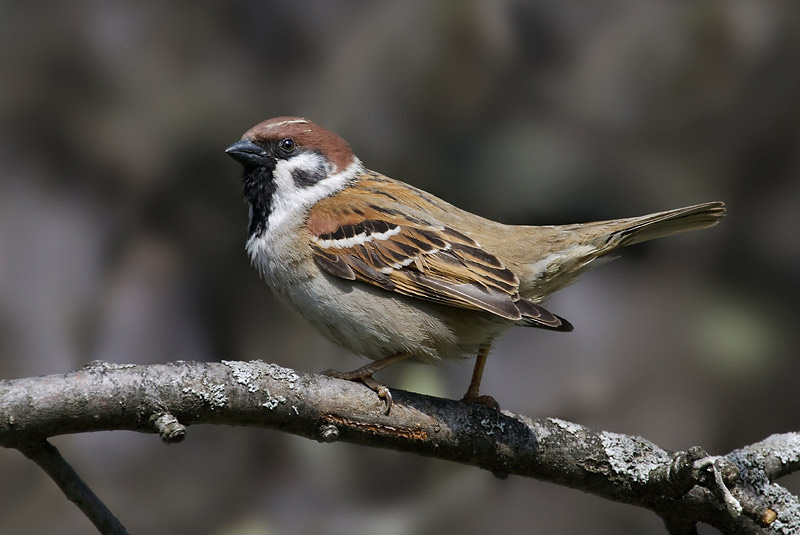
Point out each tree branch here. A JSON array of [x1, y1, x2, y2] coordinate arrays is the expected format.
[[1, 360, 797, 534], [15, 439, 129, 535]]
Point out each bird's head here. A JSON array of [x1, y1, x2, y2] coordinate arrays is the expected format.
[[226, 117, 360, 237]]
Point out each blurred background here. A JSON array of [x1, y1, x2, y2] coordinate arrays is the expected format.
[[1, 1, 798, 533]]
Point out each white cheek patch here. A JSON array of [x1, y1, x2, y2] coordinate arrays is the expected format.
[[267, 156, 362, 232]]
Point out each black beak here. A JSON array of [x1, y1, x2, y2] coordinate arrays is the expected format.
[[225, 139, 270, 167]]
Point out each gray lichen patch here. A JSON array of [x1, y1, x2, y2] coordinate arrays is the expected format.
[[181, 379, 228, 409], [728, 434, 800, 533], [729, 434, 800, 485], [544, 418, 592, 447], [479, 417, 506, 436], [757, 483, 800, 534], [549, 417, 584, 435], [262, 395, 287, 410], [529, 420, 551, 440], [222, 360, 262, 393], [262, 363, 299, 389], [221, 360, 298, 411], [772, 434, 800, 466], [82, 361, 137, 371], [221, 360, 300, 392], [600, 431, 670, 484]]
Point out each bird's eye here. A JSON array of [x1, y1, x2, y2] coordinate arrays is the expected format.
[[278, 138, 296, 154]]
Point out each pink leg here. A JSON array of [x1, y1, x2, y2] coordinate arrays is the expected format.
[[323, 353, 409, 414], [461, 342, 500, 410]]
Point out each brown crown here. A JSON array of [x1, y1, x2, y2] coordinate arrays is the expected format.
[[241, 117, 355, 172]]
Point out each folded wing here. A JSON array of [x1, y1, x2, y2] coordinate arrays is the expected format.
[[307, 184, 571, 331]]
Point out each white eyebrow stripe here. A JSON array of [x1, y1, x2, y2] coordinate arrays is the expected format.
[[267, 119, 309, 129]]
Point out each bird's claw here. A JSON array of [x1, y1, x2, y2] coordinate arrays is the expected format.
[[322, 369, 393, 415], [462, 392, 501, 413]]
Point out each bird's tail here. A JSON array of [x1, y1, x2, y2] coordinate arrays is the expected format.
[[517, 201, 726, 301], [597, 201, 726, 250]]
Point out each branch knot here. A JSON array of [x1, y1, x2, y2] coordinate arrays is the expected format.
[[150, 413, 186, 444]]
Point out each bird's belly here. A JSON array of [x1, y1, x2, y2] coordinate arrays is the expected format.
[[273, 272, 507, 362], [249, 229, 508, 362]]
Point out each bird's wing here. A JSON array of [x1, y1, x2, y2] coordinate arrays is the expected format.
[[306, 174, 570, 331]]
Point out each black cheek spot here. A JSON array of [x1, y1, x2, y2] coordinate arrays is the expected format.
[[291, 166, 326, 187]]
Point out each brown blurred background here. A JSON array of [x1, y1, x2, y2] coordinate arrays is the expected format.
[[1, 1, 799, 533]]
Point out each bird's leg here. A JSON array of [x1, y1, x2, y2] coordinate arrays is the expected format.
[[323, 353, 409, 415], [462, 342, 500, 410]]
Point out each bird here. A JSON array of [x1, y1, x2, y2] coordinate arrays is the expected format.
[[226, 116, 725, 413]]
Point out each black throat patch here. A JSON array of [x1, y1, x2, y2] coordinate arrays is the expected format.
[[241, 165, 276, 238]]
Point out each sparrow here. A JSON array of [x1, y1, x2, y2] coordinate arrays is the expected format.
[[226, 116, 725, 413]]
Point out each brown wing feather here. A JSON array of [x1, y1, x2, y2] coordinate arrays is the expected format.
[[307, 175, 570, 331]]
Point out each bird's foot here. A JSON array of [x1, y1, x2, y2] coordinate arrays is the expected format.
[[321, 354, 408, 415], [322, 368, 393, 415], [461, 391, 501, 413]]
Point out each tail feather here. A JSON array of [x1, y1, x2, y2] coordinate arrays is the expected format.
[[517, 201, 726, 302], [611, 201, 726, 248]]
